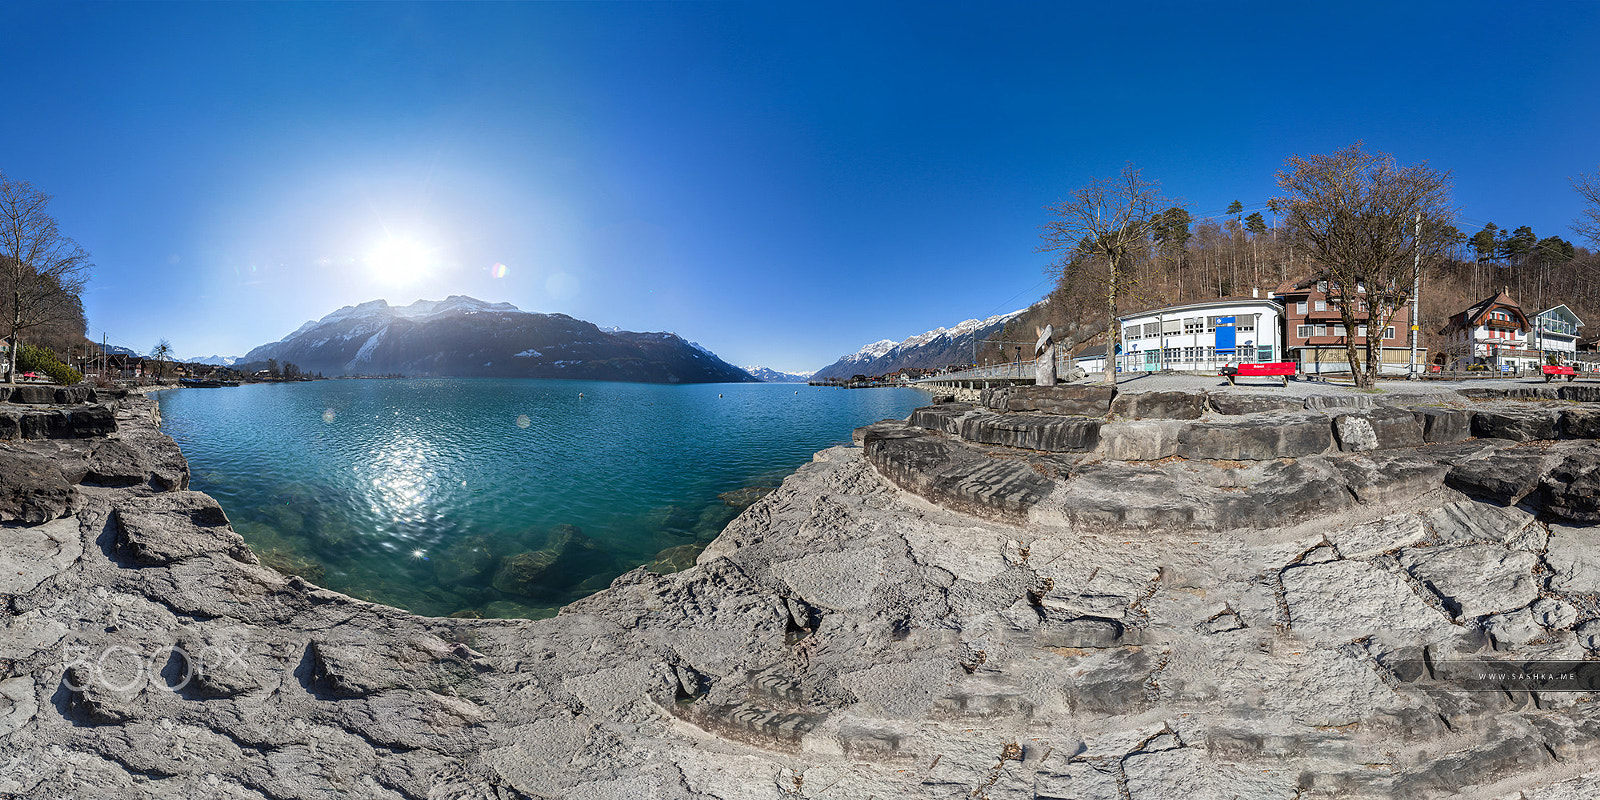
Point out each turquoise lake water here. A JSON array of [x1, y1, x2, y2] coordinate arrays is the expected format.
[[157, 379, 929, 618]]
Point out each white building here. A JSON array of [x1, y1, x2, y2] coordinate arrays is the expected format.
[[1532, 304, 1584, 356], [1437, 289, 1546, 371], [1113, 297, 1284, 374]]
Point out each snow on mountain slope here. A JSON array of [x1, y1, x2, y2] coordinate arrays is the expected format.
[[811, 308, 1028, 380]]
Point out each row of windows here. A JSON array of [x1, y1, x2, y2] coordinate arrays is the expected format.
[[1132, 345, 1275, 362], [1296, 324, 1396, 340], [1124, 316, 1258, 339], [1314, 280, 1370, 294], [1297, 299, 1385, 314]]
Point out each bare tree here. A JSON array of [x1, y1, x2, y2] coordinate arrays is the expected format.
[[0, 173, 92, 380], [1273, 143, 1454, 387], [1575, 168, 1600, 247], [1039, 163, 1170, 384], [149, 339, 173, 381]]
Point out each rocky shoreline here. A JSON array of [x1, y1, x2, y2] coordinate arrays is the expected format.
[[6, 384, 1600, 797]]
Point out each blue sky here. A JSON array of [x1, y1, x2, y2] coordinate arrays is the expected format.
[[4, 2, 1599, 373]]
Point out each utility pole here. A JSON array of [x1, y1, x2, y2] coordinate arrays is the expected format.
[[1408, 212, 1422, 379]]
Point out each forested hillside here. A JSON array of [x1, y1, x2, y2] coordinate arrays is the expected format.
[[980, 204, 1599, 366]]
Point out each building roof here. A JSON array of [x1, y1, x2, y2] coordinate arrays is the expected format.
[[1118, 296, 1281, 322], [1536, 304, 1585, 327], [1439, 288, 1526, 335]]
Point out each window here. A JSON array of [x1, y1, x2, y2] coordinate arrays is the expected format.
[[1296, 302, 1308, 314], [1237, 319, 1254, 332], [1356, 282, 1366, 293], [1124, 327, 1140, 340], [1314, 324, 1328, 337], [1384, 327, 1396, 340], [1142, 322, 1159, 337], [1297, 325, 1312, 338], [1316, 281, 1328, 292], [1184, 317, 1203, 334], [1314, 301, 1327, 312], [1358, 300, 1368, 312]]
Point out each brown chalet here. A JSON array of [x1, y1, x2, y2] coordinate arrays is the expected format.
[[1273, 274, 1423, 375]]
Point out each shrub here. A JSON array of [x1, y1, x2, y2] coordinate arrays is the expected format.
[[17, 344, 83, 385]]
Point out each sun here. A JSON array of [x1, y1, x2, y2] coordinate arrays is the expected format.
[[366, 237, 433, 285]]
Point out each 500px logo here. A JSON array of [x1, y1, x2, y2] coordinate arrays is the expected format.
[[59, 641, 248, 693]]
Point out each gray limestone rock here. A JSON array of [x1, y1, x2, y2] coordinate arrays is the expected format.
[[1533, 597, 1579, 630], [1333, 407, 1425, 451], [1207, 393, 1304, 415], [1562, 407, 1600, 438], [1399, 544, 1539, 621], [9, 384, 56, 404], [1281, 559, 1453, 638], [0, 448, 75, 523], [1005, 384, 1115, 416], [1411, 406, 1473, 443], [1177, 412, 1333, 460], [1536, 448, 1600, 523], [1545, 523, 1600, 595], [113, 491, 258, 566], [1109, 390, 1206, 420], [10, 388, 1600, 799], [1473, 407, 1562, 441], [958, 411, 1101, 452], [1445, 448, 1555, 504], [1095, 419, 1182, 461]]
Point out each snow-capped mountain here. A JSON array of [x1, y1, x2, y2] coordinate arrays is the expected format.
[[743, 366, 815, 383], [185, 355, 242, 366], [239, 295, 755, 384], [811, 309, 1028, 380]]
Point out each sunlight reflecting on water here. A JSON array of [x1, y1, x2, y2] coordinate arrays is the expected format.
[[159, 379, 930, 618]]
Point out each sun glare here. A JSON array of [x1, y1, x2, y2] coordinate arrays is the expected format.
[[366, 237, 433, 285]]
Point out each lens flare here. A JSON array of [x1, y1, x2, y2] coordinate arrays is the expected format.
[[491, 262, 508, 279], [366, 237, 432, 285]]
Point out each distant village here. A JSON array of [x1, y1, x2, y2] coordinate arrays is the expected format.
[[813, 277, 1592, 387]]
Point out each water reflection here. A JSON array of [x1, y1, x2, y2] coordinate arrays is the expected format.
[[158, 379, 931, 618]]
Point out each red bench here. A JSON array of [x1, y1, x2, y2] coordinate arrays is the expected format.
[[1222, 361, 1296, 387], [1544, 365, 1577, 382]]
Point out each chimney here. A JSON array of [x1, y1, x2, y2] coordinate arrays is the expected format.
[[1252, 287, 1259, 298]]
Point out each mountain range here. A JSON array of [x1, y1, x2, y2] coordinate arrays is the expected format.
[[742, 366, 814, 383], [238, 296, 754, 384], [810, 308, 1029, 380]]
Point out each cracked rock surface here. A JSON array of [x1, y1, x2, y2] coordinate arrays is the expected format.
[[8, 390, 1600, 797]]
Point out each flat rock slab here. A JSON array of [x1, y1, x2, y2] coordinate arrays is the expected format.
[[1332, 407, 1424, 452], [1208, 393, 1305, 415], [1177, 412, 1333, 460], [0, 516, 82, 595], [1005, 384, 1115, 416], [1109, 390, 1206, 420], [113, 491, 259, 566], [1399, 544, 1539, 621], [1545, 523, 1600, 595], [1412, 407, 1473, 443], [1282, 559, 1452, 639], [0, 449, 75, 523], [958, 412, 1101, 452], [1095, 419, 1183, 461], [859, 422, 1055, 523], [1473, 408, 1562, 442], [1445, 448, 1555, 505]]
